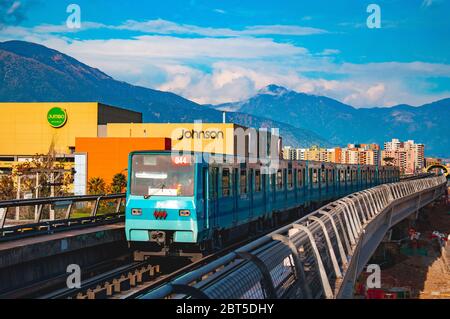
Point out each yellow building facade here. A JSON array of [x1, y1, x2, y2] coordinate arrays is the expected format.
[[0, 102, 142, 158], [106, 123, 280, 157]]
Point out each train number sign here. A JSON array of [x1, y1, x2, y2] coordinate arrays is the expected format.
[[172, 155, 191, 166]]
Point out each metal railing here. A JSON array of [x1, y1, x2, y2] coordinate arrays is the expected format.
[[0, 193, 126, 241], [138, 175, 447, 299], [399, 172, 434, 181]]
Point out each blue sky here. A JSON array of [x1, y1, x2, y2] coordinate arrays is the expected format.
[[1, 0, 450, 107]]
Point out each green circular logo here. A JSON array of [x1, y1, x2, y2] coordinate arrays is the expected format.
[[47, 107, 67, 128]]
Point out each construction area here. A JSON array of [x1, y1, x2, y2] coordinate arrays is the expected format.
[[355, 187, 450, 299]]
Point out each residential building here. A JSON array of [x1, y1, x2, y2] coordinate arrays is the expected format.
[[381, 139, 425, 175]]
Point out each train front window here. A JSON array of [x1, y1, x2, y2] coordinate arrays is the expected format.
[[131, 154, 194, 197]]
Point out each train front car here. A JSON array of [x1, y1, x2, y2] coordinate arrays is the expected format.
[[125, 151, 201, 255]]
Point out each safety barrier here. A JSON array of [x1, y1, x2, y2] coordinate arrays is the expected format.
[[0, 193, 125, 240], [139, 175, 447, 299]]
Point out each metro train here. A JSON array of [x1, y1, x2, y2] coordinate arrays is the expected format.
[[125, 151, 399, 254]]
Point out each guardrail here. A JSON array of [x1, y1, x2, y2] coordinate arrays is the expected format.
[[0, 193, 126, 241], [138, 175, 447, 299], [399, 172, 434, 181]]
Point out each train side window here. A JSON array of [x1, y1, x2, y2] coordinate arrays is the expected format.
[[288, 169, 293, 189], [270, 173, 275, 189], [240, 169, 247, 194], [209, 167, 218, 199], [297, 169, 303, 187], [276, 169, 283, 189], [313, 169, 318, 184], [222, 168, 231, 197], [255, 170, 261, 192]]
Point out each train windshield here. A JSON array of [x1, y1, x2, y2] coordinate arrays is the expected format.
[[131, 154, 194, 197]]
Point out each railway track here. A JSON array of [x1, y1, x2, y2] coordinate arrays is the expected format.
[[13, 194, 359, 299], [41, 238, 255, 299], [0, 253, 133, 299], [39, 214, 302, 300]]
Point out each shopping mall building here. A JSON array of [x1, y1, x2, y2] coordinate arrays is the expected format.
[[0, 102, 281, 195]]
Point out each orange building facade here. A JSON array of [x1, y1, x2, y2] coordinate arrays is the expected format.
[[75, 137, 171, 194]]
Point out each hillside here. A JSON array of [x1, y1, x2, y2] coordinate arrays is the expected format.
[[213, 85, 450, 157], [0, 40, 329, 148]]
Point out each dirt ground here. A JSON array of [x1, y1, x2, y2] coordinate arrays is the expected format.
[[380, 191, 450, 299]]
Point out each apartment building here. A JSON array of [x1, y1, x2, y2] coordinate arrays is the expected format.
[[381, 139, 425, 174]]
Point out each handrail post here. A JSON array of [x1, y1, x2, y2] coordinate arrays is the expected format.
[[318, 210, 348, 267], [34, 204, 43, 223], [65, 202, 73, 220], [91, 196, 102, 217], [272, 233, 313, 299], [0, 207, 8, 231], [115, 198, 122, 214], [235, 251, 278, 299], [293, 224, 334, 299], [308, 216, 342, 278]]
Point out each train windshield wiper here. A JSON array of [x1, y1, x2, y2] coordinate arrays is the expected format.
[[144, 183, 166, 199]]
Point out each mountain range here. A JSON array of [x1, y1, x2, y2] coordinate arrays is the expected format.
[[213, 85, 450, 157], [0, 40, 328, 148], [0, 40, 449, 157]]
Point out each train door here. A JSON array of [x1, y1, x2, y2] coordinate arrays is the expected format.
[[232, 168, 238, 226], [262, 173, 267, 213], [202, 167, 209, 230], [249, 169, 254, 221], [271, 173, 276, 205], [209, 167, 219, 229]]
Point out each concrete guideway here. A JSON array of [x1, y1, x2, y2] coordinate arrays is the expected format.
[[139, 175, 447, 299], [0, 223, 126, 297]]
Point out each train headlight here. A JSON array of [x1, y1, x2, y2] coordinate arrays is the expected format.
[[179, 210, 191, 217], [131, 208, 142, 216]]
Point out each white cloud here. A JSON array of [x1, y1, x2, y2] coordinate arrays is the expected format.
[[40, 35, 307, 62], [7, 1, 21, 15], [18, 18, 327, 37], [422, 0, 434, 7], [115, 19, 327, 37], [318, 49, 340, 56], [1, 20, 449, 108]]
